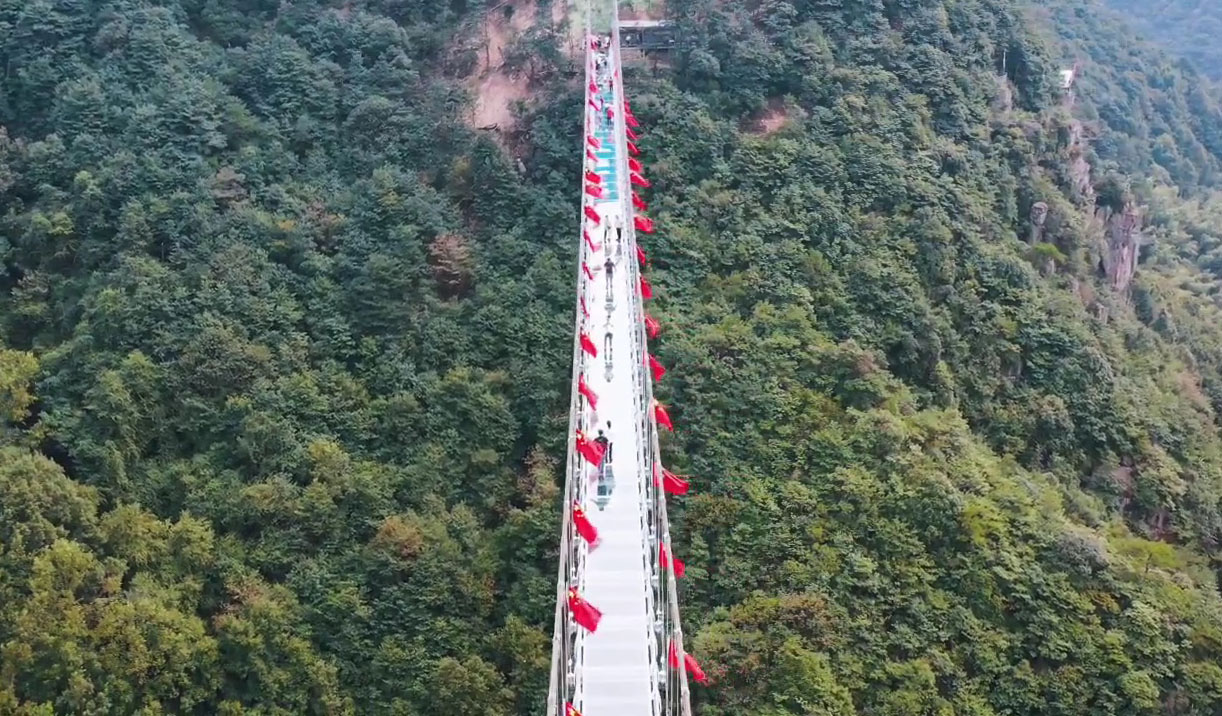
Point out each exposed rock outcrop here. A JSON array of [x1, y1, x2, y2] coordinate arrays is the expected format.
[[1029, 201, 1048, 244], [1097, 202, 1142, 294], [1066, 120, 1095, 204]]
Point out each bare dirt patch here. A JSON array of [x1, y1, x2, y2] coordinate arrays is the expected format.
[[744, 98, 791, 135], [468, 0, 539, 131]]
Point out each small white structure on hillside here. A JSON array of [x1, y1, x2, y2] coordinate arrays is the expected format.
[[1060, 67, 1077, 90]]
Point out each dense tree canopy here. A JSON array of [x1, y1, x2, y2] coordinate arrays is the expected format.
[[4, 0, 1222, 713], [1101, 0, 1222, 80]]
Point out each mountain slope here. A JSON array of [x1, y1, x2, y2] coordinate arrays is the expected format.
[[1101, 0, 1222, 79], [640, 0, 1222, 712], [4, 0, 1222, 714]]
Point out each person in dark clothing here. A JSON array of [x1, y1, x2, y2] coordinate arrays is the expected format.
[[594, 429, 610, 464], [593, 423, 615, 508]]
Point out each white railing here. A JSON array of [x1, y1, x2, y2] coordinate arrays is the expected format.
[[610, 17, 693, 716], [545, 7, 596, 713], [605, 25, 665, 716]]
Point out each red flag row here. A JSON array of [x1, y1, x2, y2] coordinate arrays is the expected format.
[[570, 84, 710, 689]]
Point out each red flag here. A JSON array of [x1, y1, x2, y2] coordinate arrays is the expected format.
[[685, 653, 709, 685], [584, 205, 601, 224], [654, 401, 673, 431], [588, 81, 598, 94], [580, 332, 597, 357], [627, 141, 640, 156], [625, 98, 632, 112], [636, 244, 647, 266], [632, 192, 648, 211], [668, 641, 680, 669], [640, 275, 653, 299], [629, 157, 643, 173], [635, 215, 655, 233], [626, 113, 640, 128], [582, 262, 594, 280], [658, 465, 688, 488], [644, 314, 661, 338], [631, 172, 651, 188], [627, 127, 640, 142], [585, 184, 604, 198], [585, 232, 601, 253], [580, 295, 590, 319], [568, 588, 602, 632], [573, 502, 599, 545], [586, 149, 598, 163], [578, 374, 599, 410], [648, 353, 666, 381], [661, 543, 685, 577], [661, 469, 688, 495], [588, 97, 601, 111], [585, 171, 602, 185], [577, 431, 606, 466], [586, 135, 601, 149], [566, 702, 583, 716]]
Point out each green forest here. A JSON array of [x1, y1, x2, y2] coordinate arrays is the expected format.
[[1100, 0, 1222, 80], [4, 0, 1222, 714]]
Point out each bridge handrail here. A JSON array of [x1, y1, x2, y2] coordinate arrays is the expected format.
[[545, 8, 596, 713], [611, 17, 694, 716]]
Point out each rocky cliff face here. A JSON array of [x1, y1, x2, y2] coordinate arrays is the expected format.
[[1097, 202, 1142, 294], [1029, 201, 1048, 244], [1067, 119, 1095, 204], [1030, 107, 1143, 300]]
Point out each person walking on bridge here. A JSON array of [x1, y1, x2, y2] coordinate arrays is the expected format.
[[594, 427, 611, 477]]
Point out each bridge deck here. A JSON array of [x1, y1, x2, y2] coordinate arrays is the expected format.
[[575, 37, 658, 716]]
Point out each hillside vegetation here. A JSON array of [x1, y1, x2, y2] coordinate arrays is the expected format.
[[4, 0, 1222, 714], [1101, 0, 1222, 80]]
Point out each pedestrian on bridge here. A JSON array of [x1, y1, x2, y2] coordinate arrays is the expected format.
[[594, 428, 610, 474]]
